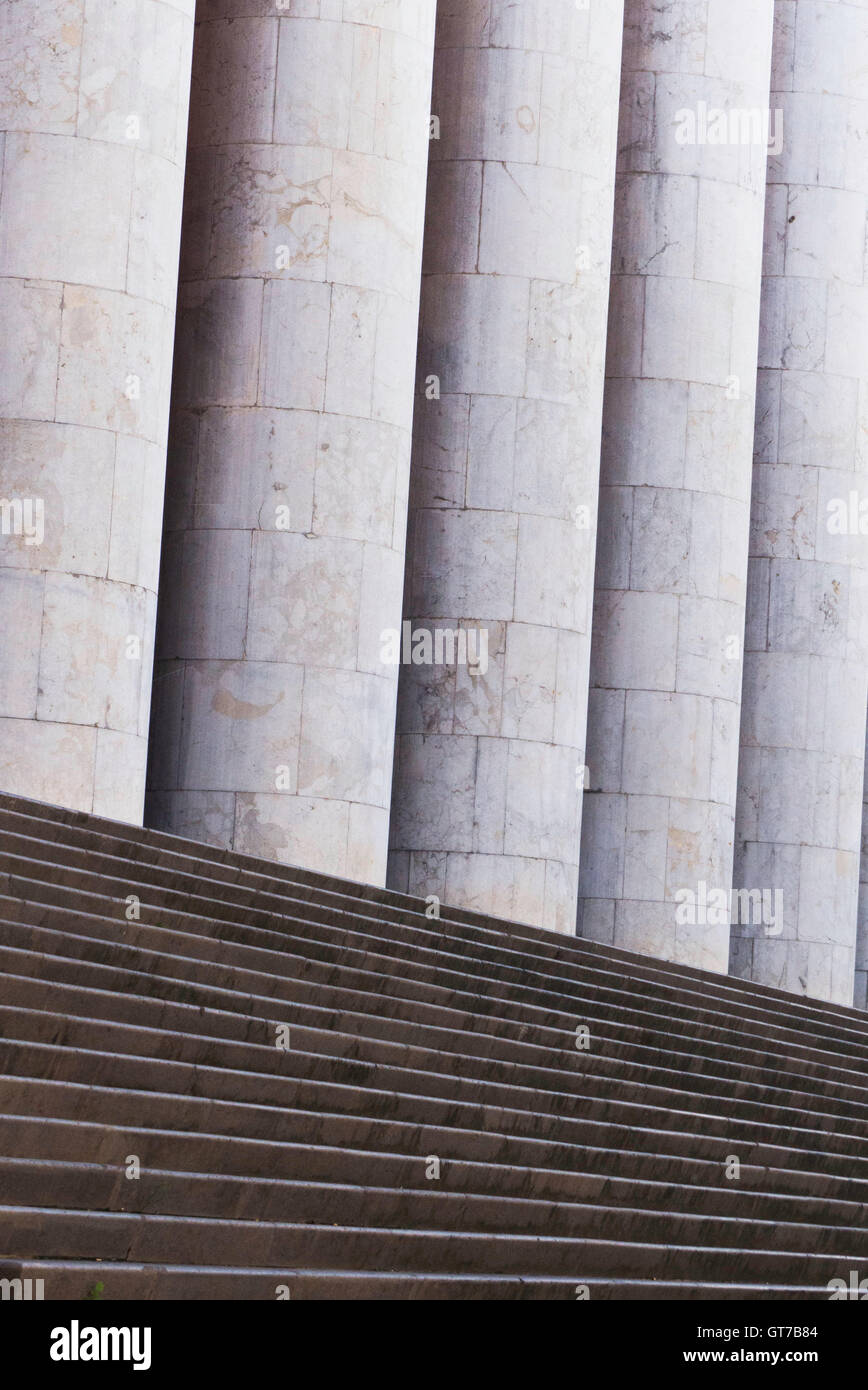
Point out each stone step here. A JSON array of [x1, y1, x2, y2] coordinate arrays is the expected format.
[[1, 830, 865, 1057], [4, 917, 868, 1146], [0, 793, 860, 1029], [1, 792, 864, 1298], [6, 965, 868, 1124], [6, 1157, 868, 1256], [3, 1037, 866, 1180], [0, 824, 823, 1027], [6, 1114, 867, 1219], [0, 1261, 836, 1301], [5, 1073, 864, 1191], [3, 998, 868, 1155], [3, 893, 867, 1095], [6, 1205, 868, 1281]]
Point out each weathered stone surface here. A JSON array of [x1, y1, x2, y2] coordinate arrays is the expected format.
[[734, 0, 868, 1007], [5, 790, 868, 1296], [0, 0, 194, 821], [388, 0, 625, 932], [146, 2, 436, 885], [4, 0, 868, 1018], [577, 0, 776, 971]]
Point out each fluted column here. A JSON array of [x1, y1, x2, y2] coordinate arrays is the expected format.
[[0, 0, 193, 820], [387, 1, 624, 932], [732, 0, 868, 1006], [578, 0, 775, 969], [146, 1, 435, 882]]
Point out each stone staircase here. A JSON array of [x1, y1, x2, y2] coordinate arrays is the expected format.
[[1, 792, 867, 1300]]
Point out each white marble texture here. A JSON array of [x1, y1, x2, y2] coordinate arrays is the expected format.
[[577, 0, 775, 970], [0, 0, 194, 821], [146, 1, 436, 883], [387, 0, 625, 932], [733, 0, 868, 1007], [859, 715, 868, 1009]]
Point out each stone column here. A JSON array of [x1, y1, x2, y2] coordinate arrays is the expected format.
[[146, 1, 435, 883], [857, 734, 868, 1010], [732, 1, 868, 1007], [0, 0, 194, 821], [386, 0, 624, 933], [577, 0, 775, 970]]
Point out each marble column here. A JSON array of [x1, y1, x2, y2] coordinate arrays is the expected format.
[[146, 1, 435, 883], [387, 0, 624, 932], [0, 0, 194, 821], [577, 0, 775, 970], [732, 0, 868, 1007], [857, 727, 868, 1010]]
